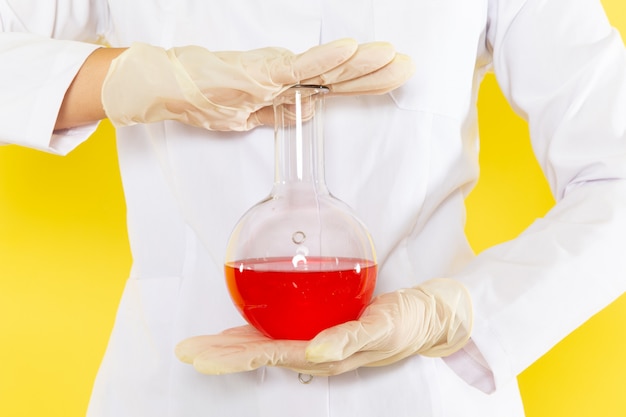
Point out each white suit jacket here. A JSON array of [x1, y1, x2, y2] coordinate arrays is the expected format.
[[1, 0, 625, 416]]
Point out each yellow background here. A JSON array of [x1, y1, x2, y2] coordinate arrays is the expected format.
[[0, 2, 624, 415]]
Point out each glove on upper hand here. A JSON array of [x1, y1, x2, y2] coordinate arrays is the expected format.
[[175, 278, 473, 376], [102, 39, 415, 131]]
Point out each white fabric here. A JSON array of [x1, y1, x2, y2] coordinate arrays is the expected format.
[[1, 0, 626, 416]]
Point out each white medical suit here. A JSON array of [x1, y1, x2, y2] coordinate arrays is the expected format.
[[1, 0, 625, 416]]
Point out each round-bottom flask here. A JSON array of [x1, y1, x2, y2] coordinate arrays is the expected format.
[[224, 85, 377, 340]]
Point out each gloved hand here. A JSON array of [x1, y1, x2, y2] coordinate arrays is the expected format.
[[175, 278, 473, 376], [102, 39, 415, 131]]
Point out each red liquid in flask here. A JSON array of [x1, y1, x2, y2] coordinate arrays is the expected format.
[[225, 256, 377, 340]]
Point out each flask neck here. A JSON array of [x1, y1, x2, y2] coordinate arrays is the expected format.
[[273, 85, 328, 194]]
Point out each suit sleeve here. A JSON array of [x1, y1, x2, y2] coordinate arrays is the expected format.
[[446, 0, 626, 392], [0, 0, 109, 154]]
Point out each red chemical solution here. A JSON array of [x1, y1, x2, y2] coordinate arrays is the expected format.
[[225, 256, 377, 340]]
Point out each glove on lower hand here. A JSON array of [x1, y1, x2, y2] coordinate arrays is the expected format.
[[102, 39, 415, 131], [175, 278, 473, 376]]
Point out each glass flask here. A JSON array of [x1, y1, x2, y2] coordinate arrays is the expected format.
[[224, 85, 377, 340]]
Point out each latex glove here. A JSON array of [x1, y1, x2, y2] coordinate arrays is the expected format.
[[102, 39, 414, 131], [175, 278, 472, 376]]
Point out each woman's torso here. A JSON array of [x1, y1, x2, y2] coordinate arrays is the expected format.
[[88, 1, 525, 416]]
